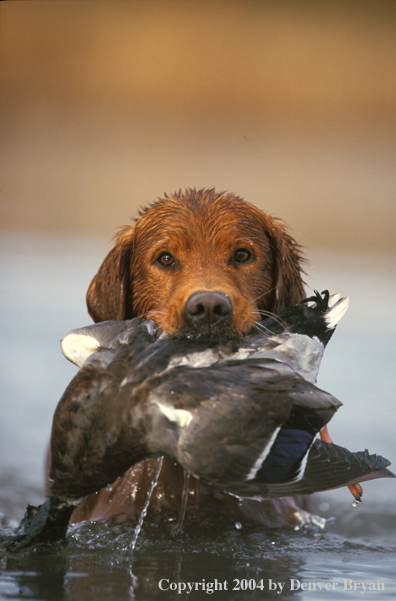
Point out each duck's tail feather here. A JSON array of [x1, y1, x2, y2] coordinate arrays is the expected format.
[[256, 440, 394, 499]]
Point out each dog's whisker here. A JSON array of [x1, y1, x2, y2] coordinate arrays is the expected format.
[[151, 296, 171, 308], [248, 310, 273, 328], [254, 309, 287, 329], [253, 322, 272, 334], [249, 285, 277, 305]]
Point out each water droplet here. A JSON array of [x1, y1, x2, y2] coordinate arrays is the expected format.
[[131, 457, 164, 551], [106, 483, 113, 492], [271, 541, 276, 545], [235, 522, 242, 530], [176, 470, 190, 532], [352, 500, 360, 508]]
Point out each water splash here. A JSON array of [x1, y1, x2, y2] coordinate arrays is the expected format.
[[130, 457, 164, 551], [176, 469, 191, 532]]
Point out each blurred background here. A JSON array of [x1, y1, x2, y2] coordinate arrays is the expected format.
[[1, 1, 395, 518], [1, 0, 395, 250]]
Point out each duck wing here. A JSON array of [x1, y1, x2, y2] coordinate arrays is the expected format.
[[241, 440, 394, 499], [145, 358, 394, 500], [145, 359, 342, 487]]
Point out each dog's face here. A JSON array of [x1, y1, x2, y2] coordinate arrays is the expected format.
[[87, 189, 305, 339], [131, 197, 275, 338]]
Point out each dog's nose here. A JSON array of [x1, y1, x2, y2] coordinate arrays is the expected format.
[[184, 291, 232, 325]]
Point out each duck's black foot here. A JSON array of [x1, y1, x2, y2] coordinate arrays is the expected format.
[[300, 289, 330, 310], [5, 498, 75, 551]]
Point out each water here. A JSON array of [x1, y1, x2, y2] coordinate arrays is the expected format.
[[0, 234, 395, 600], [130, 458, 164, 552], [175, 470, 191, 532]]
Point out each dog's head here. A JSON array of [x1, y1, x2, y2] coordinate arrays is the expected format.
[[87, 189, 305, 338]]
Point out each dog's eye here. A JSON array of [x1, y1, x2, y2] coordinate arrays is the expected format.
[[157, 252, 175, 267], [234, 248, 251, 263]]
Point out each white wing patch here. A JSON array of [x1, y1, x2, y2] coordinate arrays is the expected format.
[[61, 333, 100, 367], [152, 400, 193, 428], [246, 426, 281, 481], [168, 349, 221, 369], [167, 347, 253, 370], [289, 440, 314, 483]]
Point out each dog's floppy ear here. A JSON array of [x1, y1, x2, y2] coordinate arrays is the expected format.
[[86, 226, 135, 323], [266, 218, 306, 311]]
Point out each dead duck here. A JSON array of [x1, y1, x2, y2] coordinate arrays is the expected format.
[[6, 291, 394, 549]]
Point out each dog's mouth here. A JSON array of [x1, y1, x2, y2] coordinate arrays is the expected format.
[[177, 321, 240, 341], [147, 290, 257, 340]]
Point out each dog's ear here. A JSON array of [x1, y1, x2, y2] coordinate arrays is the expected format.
[[266, 218, 306, 311], [86, 227, 135, 322]]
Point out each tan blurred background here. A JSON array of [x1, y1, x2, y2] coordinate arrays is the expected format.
[[1, 0, 395, 252]]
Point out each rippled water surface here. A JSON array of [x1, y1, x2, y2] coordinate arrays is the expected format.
[[0, 235, 395, 600]]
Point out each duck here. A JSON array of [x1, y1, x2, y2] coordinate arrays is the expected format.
[[7, 291, 394, 549]]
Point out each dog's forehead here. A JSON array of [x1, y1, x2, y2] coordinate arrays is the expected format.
[[135, 200, 269, 250]]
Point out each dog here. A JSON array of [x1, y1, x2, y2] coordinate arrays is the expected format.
[[70, 188, 310, 526]]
